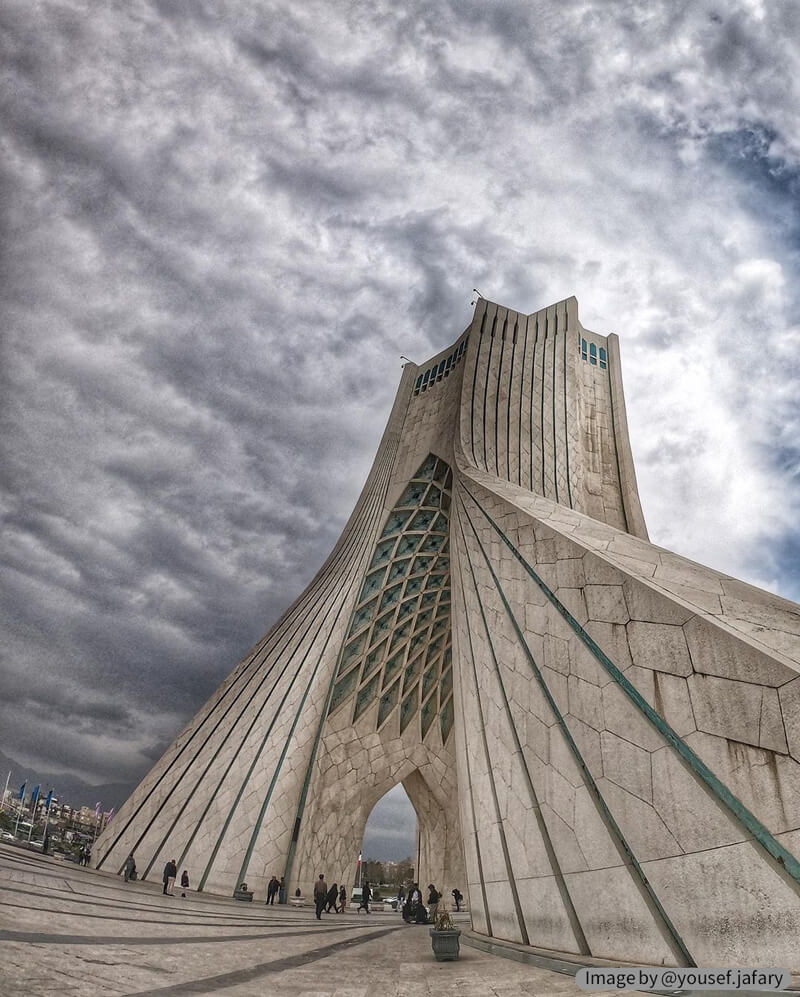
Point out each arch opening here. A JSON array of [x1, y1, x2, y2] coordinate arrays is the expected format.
[[358, 783, 417, 899]]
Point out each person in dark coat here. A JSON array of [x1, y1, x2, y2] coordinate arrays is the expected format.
[[123, 854, 136, 883], [338, 884, 346, 912], [358, 880, 371, 913], [313, 874, 327, 919], [427, 883, 441, 922], [180, 870, 189, 898], [325, 882, 339, 913], [452, 887, 463, 912], [266, 876, 279, 905], [278, 877, 286, 904], [403, 882, 421, 922], [163, 858, 177, 895]]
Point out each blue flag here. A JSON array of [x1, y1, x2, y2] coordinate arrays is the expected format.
[[30, 785, 40, 807], [18, 782, 26, 800], [45, 790, 53, 808]]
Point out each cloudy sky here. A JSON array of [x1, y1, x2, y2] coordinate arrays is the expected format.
[[2, 1, 799, 855]]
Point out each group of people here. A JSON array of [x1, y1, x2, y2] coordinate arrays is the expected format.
[[264, 875, 286, 904], [117, 857, 464, 918], [312, 874, 350, 918], [119, 853, 188, 898], [78, 845, 92, 866], [397, 883, 463, 922]]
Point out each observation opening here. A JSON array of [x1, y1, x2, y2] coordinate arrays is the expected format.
[[355, 784, 417, 906]]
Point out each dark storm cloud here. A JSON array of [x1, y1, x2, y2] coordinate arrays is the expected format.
[[1, 0, 799, 800]]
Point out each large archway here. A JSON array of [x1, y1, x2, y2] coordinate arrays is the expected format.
[[360, 784, 416, 890]]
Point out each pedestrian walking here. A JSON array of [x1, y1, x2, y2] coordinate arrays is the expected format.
[[339, 884, 346, 912], [313, 874, 328, 919], [325, 882, 339, 913], [180, 870, 189, 898], [451, 887, 463, 912], [123, 854, 136, 883], [278, 876, 286, 904], [358, 880, 371, 914], [163, 858, 177, 895]]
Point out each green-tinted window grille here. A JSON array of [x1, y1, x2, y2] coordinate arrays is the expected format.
[[348, 599, 377, 637], [440, 666, 453, 700], [421, 532, 445, 553], [341, 631, 367, 668], [359, 568, 386, 603], [425, 573, 445, 590], [396, 534, 421, 557], [416, 454, 437, 480], [372, 608, 396, 637], [388, 558, 411, 583], [403, 653, 423, 692], [353, 672, 381, 722], [440, 695, 454, 743], [397, 481, 428, 507], [427, 635, 443, 659], [433, 460, 448, 484], [421, 692, 437, 739], [379, 583, 403, 612], [426, 484, 442, 507], [400, 685, 419, 734], [329, 667, 360, 715], [382, 649, 405, 688], [420, 590, 438, 609], [396, 595, 419, 621], [377, 680, 400, 727], [370, 538, 396, 569], [411, 555, 434, 576], [404, 576, 423, 597], [382, 510, 412, 537], [431, 616, 448, 639], [422, 662, 439, 701], [361, 638, 388, 683], [410, 510, 435, 531], [410, 624, 431, 650], [389, 620, 411, 653]]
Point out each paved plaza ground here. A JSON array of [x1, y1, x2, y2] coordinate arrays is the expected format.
[[0, 843, 599, 996]]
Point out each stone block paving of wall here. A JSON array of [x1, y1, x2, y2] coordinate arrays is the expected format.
[[1, 844, 638, 997]]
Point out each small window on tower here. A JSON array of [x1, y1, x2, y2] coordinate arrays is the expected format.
[[599, 347, 607, 369], [581, 338, 588, 362], [589, 343, 597, 365]]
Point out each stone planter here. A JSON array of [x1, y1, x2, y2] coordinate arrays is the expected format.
[[429, 927, 461, 961]]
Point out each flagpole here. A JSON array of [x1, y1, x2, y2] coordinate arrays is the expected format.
[[41, 790, 54, 848], [27, 787, 40, 843], [13, 783, 26, 838], [0, 771, 10, 812]]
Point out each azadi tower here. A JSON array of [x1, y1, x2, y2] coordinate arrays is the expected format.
[[96, 296, 800, 968]]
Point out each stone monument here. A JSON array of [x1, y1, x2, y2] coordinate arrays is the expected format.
[[95, 296, 800, 969]]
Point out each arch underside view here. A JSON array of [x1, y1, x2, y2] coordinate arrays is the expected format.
[[95, 296, 800, 969]]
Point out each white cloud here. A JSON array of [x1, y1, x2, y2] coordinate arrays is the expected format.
[[2, 0, 799, 789]]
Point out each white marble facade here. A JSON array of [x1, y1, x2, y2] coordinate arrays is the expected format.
[[94, 297, 800, 968]]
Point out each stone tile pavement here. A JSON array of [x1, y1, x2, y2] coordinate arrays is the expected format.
[[0, 844, 620, 997]]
